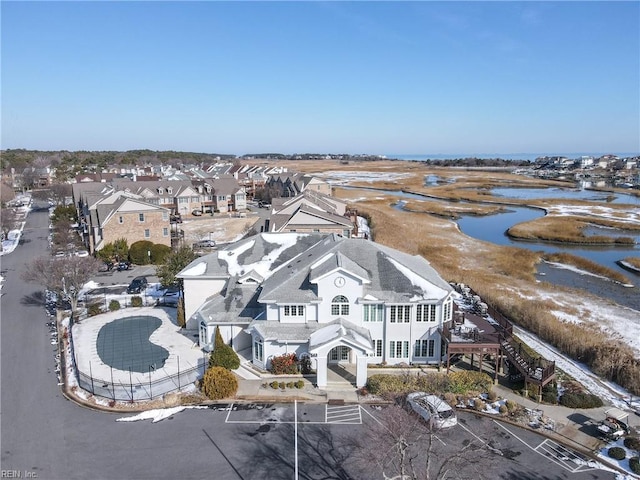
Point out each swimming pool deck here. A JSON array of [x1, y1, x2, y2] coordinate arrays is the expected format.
[[72, 306, 205, 387]]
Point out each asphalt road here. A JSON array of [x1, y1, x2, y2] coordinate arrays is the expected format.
[[0, 202, 618, 480]]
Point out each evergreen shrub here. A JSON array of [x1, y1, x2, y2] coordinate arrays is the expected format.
[[559, 392, 603, 408], [608, 447, 626, 460], [208, 327, 240, 370], [201, 366, 238, 400], [129, 240, 154, 265], [108, 300, 121, 311], [624, 437, 640, 451], [88, 303, 102, 316], [130, 296, 143, 307]]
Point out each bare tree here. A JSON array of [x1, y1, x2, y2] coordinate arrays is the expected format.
[[49, 183, 72, 206], [352, 405, 493, 480], [1, 207, 18, 240], [1, 180, 16, 204], [22, 255, 102, 313]]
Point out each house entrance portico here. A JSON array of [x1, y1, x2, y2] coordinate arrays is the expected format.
[[309, 320, 373, 389]]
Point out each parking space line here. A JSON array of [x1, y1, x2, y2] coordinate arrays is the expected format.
[[325, 405, 361, 424], [535, 439, 597, 473], [493, 421, 596, 474], [222, 404, 362, 425]]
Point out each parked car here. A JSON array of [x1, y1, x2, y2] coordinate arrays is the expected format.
[[158, 285, 182, 307], [407, 392, 457, 429], [116, 261, 131, 271], [193, 239, 216, 249], [258, 201, 271, 209], [170, 214, 183, 224], [99, 261, 114, 272], [192, 209, 203, 216], [126, 276, 148, 294]]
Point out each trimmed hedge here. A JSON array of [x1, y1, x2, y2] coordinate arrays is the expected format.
[[630, 456, 640, 475], [201, 367, 238, 400], [608, 447, 626, 460], [558, 392, 603, 409], [150, 243, 172, 264], [129, 240, 154, 265], [108, 300, 121, 311]]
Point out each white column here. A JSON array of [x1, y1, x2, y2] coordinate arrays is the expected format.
[[316, 356, 327, 388], [356, 354, 368, 388]]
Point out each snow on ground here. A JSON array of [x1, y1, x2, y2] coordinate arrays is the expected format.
[[513, 325, 639, 412], [313, 170, 413, 185], [545, 204, 640, 225], [597, 437, 640, 480], [116, 405, 208, 423], [544, 260, 635, 287]]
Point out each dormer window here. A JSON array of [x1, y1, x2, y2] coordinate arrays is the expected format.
[[331, 295, 349, 316], [167, 187, 173, 194], [158, 187, 164, 194], [283, 305, 305, 317]]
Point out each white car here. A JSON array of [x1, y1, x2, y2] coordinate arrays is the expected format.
[[74, 250, 89, 257], [407, 392, 457, 429]]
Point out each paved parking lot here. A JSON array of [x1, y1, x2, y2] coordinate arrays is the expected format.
[[198, 403, 617, 479]]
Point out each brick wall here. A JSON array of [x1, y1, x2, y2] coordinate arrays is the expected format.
[[102, 210, 171, 248]]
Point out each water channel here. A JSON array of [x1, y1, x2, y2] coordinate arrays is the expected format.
[[342, 185, 640, 312]]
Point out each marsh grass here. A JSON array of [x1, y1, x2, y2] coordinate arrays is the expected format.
[[507, 215, 638, 245], [312, 162, 640, 395], [402, 199, 506, 219], [542, 252, 631, 284], [622, 257, 640, 269]]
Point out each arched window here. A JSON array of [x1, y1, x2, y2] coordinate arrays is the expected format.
[[331, 295, 349, 316]]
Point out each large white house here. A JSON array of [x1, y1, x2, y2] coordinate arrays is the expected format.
[[178, 233, 454, 388]]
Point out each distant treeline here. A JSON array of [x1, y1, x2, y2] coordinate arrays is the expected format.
[[420, 158, 532, 167], [0, 149, 237, 176], [1, 148, 531, 176]]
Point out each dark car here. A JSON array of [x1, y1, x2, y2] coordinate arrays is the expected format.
[[126, 276, 148, 294]]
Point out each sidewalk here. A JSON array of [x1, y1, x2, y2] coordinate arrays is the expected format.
[[492, 383, 640, 453]]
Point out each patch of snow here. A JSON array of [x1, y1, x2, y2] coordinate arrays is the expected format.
[[116, 405, 207, 423], [225, 234, 305, 279], [387, 257, 448, 299], [313, 170, 413, 185]]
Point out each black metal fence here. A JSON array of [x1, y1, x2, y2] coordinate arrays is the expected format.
[[75, 361, 204, 402], [68, 313, 205, 402]]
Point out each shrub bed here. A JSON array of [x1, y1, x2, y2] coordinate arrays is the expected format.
[[630, 456, 640, 475], [269, 353, 299, 375]]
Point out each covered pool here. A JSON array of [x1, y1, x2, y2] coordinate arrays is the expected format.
[[96, 315, 169, 373]]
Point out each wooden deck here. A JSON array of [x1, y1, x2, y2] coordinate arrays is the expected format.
[[443, 285, 555, 397]]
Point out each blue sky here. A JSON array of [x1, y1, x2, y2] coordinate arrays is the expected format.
[[2, 1, 639, 156]]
